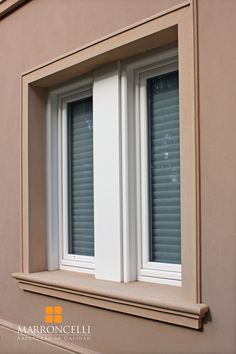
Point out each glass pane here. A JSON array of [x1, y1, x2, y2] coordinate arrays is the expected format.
[[148, 71, 181, 264], [67, 96, 94, 256]]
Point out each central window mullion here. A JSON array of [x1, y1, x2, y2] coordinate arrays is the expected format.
[[93, 63, 123, 282]]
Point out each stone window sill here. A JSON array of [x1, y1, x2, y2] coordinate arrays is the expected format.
[[12, 270, 208, 329]]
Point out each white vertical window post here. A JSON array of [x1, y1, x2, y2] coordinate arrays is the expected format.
[[93, 62, 123, 282]]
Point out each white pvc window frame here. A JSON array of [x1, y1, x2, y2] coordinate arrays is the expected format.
[[121, 47, 182, 286], [47, 47, 186, 286], [59, 88, 94, 272], [138, 63, 181, 284], [47, 76, 95, 274]]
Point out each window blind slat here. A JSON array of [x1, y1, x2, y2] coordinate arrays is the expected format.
[[148, 71, 181, 265], [72, 246, 94, 254], [71, 143, 93, 152], [152, 190, 180, 199], [68, 96, 94, 257], [72, 227, 94, 232]]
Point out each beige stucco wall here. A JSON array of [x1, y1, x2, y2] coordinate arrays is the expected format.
[[0, 0, 236, 353]]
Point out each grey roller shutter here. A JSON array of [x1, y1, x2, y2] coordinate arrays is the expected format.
[[148, 71, 181, 264], [68, 96, 94, 256]]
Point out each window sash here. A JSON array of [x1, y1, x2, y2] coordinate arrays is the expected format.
[[59, 89, 95, 272], [135, 60, 182, 285]]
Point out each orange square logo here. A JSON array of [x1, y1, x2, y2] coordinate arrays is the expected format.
[[54, 306, 62, 315], [44, 306, 62, 324]]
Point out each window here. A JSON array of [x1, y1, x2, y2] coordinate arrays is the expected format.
[[60, 88, 94, 271], [48, 78, 95, 273], [48, 46, 183, 286], [132, 51, 182, 285], [119, 47, 183, 286]]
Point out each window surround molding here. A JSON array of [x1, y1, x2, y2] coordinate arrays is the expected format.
[[13, 0, 209, 329]]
